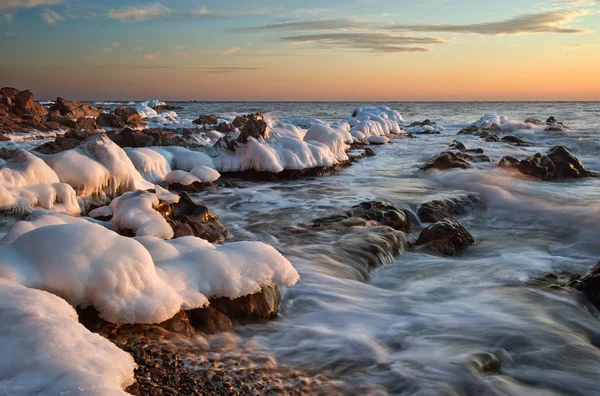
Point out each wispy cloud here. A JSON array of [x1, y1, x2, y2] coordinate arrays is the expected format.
[[555, 43, 600, 50], [281, 32, 449, 53], [222, 47, 241, 55], [99, 47, 112, 53], [144, 53, 157, 60], [132, 46, 145, 52], [107, 2, 170, 21], [41, 8, 64, 24], [0, 0, 61, 11], [395, 10, 591, 35], [236, 18, 370, 32], [292, 8, 330, 15], [112, 42, 120, 48]]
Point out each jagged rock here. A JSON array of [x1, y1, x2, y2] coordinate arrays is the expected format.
[[514, 146, 593, 180], [12, 90, 48, 120], [413, 218, 474, 255], [457, 124, 502, 137], [46, 109, 75, 127], [449, 140, 466, 150], [498, 155, 520, 169], [97, 112, 125, 128], [73, 116, 98, 131], [485, 134, 500, 142], [237, 118, 268, 144], [409, 119, 434, 127], [417, 195, 485, 223], [501, 135, 530, 146], [51, 97, 100, 120], [34, 136, 83, 154], [421, 152, 471, 171], [193, 114, 218, 125], [545, 116, 568, 131], [152, 104, 183, 111], [114, 106, 142, 127], [455, 152, 493, 163], [517, 153, 555, 180], [108, 128, 155, 148], [524, 118, 543, 125], [216, 122, 234, 133], [232, 113, 263, 129], [567, 261, 600, 309], [310, 201, 410, 233]]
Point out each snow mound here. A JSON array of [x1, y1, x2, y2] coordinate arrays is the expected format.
[[0, 212, 91, 245], [136, 236, 300, 302], [0, 183, 80, 215], [134, 100, 164, 119], [280, 117, 325, 129], [150, 146, 215, 171], [471, 113, 539, 132], [0, 279, 135, 395], [368, 135, 390, 145], [0, 217, 299, 323], [166, 166, 220, 186], [0, 149, 60, 188], [304, 124, 349, 162], [109, 190, 174, 239], [346, 106, 404, 141], [124, 147, 170, 184], [42, 134, 153, 198]]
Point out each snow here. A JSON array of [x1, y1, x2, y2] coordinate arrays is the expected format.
[[304, 124, 349, 162], [42, 134, 153, 198], [368, 135, 390, 145], [124, 147, 171, 184], [89, 205, 113, 219], [154, 185, 180, 204], [149, 146, 215, 171], [405, 124, 445, 134], [134, 100, 165, 119], [280, 117, 325, 129], [346, 107, 404, 141], [136, 236, 300, 302], [165, 166, 220, 186], [1, 183, 80, 215], [109, 190, 174, 239], [0, 149, 60, 188], [0, 279, 135, 395], [472, 113, 509, 128], [0, 216, 299, 323]]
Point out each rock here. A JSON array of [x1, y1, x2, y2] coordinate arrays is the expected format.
[[96, 112, 125, 128], [517, 153, 555, 180], [216, 122, 234, 133], [34, 137, 83, 154], [417, 195, 485, 223], [114, 106, 142, 127], [108, 128, 154, 148], [547, 145, 591, 179], [51, 97, 101, 120], [164, 192, 231, 243], [416, 129, 440, 135], [232, 113, 263, 129], [413, 218, 475, 255], [12, 90, 48, 120], [409, 119, 434, 127], [187, 307, 233, 334], [498, 155, 520, 169], [457, 124, 502, 138], [73, 117, 98, 131], [545, 116, 568, 131], [236, 118, 269, 144], [485, 134, 500, 142], [421, 152, 471, 171], [46, 109, 75, 127], [193, 114, 218, 125], [449, 140, 466, 150], [152, 104, 183, 111], [311, 201, 411, 233], [524, 118, 543, 125], [567, 261, 600, 309], [455, 152, 493, 163], [501, 135, 530, 146]]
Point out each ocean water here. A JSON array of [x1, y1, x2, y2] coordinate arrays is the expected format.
[[186, 102, 600, 395], [5, 101, 600, 395]]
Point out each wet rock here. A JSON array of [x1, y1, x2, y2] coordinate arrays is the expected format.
[[232, 113, 263, 129], [517, 153, 555, 180], [236, 118, 269, 144], [413, 218, 474, 255], [449, 140, 466, 150], [545, 116, 568, 131], [193, 114, 218, 125], [51, 97, 101, 121], [498, 155, 520, 169], [108, 128, 154, 148], [501, 135, 530, 146], [152, 104, 183, 111], [216, 122, 234, 133], [524, 118, 543, 125], [12, 90, 48, 120], [96, 112, 125, 128], [455, 152, 493, 163], [311, 201, 411, 233], [73, 116, 98, 131], [114, 106, 142, 127], [409, 119, 434, 127], [187, 306, 233, 334], [547, 145, 591, 179], [417, 195, 485, 223], [567, 261, 600, 309], [420, 151, 472, 171], [457, 124, 502, 138], [34, 136, 83, 154], [165, 192, 231, 243], [485, 134, 500, 142]]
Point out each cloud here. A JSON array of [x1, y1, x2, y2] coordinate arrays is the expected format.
[[555, 43, 600, 50], [236, 18, 370, 32], [144, 53, 157, 60], [292, 8, 330, 15], [132, 46, 145, 52], [0, 0, 61, 11], [107, 3, 170, 21], [395, 11, 591, 35], [280, 32, 448, 53], [99, 47, 112, 53], [222, 47, 241, 55], [172, 45, 184, 50], [112, 42, 120, 48], [41, 8, 64, 24]]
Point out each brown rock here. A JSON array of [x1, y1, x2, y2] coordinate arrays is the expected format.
[[114, 106, 142, 126], [12, 90, 48, 120], [237, 118, 268, 144], [420, 152, 472, 171], [52, 97, 100, 120], [73, 117, 98, 131], [414, 217, 475, 255], [192, 114, 218, 125], [96, 112, 125, 128]]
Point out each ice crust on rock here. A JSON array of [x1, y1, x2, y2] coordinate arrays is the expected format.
[[0, 279, 135, 395], [109, 190, 174, 239]]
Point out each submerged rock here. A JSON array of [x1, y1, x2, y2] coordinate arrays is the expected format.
[[567, 261, 600, 309], [457, 124, 502, 138], [152, 104, 183, 111], [498, 155, 520, 169], [413, 218, 474, 255], [420, 152, 472, 171], [311, 201, 411, 233], [417, 195, 485, 223], [501, 135, 530, 146]]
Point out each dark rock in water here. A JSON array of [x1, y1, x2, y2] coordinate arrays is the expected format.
[[220, 163, 348, 181], [501, 135, 530, 146], [455, 152, 493, 163], [108, 128, 155, 148], [485, 134, 500, 142], [348, 147, 376, 163], [409, 119, 435, 127], [237, 118, 268, 144], [545, 116, 568, 131], [457, 124, 502, 138], [186, 306, 233, 334], [199, 285, 281, 325], [216, 122, 234, 133], [547, 145, 591, 179], [524, 118, 543, 125], [232, 113, 263, 129], [498, 155, 520, 169], [166, 192, 231, 243], [567, 261, 600, 309], [312, 201, 411, 233], [421, 151, 472, 171], [449, 140, 466, 150], [464, 148, 485, 154], [406, 133, 417, 138], [517, 153, 555, 180], [417, 195, 485, 223], [96, 112, 125, 128], [413, 218, 474, 255], [416, 129, 440, 135], [152, 104, 183, 111], [35, 136, 84, 154], [514, 146, 593, 180], [193, 114, 218, 125]]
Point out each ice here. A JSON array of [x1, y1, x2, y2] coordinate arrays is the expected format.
[[109, 190, 174, 239], [0, 212, 92, 245], [0, 149, 60, 188], [304, 124, 349, 162], [346, 107, 404, 141], [124, 147, 171, 184], [472, 113, 509, 128], [149, 146, 215, 171], [1, 183, 80, 215], [165, 166, 220, 186], [281, 117, 326, 129], [42, 134, 153, 198], [0, 279, 135, 395], [136, 236, 300, 302], [368, 136, 390, 145], [154, 185, 180, 204], [134, 100, 164, 119]]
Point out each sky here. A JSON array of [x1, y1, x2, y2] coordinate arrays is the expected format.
[[0, 0, 599, 101]]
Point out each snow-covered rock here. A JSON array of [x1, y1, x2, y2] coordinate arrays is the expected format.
[[109, 190, 174, 239]]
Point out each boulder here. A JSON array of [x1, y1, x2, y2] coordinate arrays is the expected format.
[[567, 261, 600, 309], [152, 104, 183, 111], [417, 195, 485, 223], [409, 119, 434, 127], [421, 152, 471, 171], [114, 106, 142, 127], [545, 116, 568, 131], [192, 114, 218, 125], [232, 113, 263, 129], [96, 112, 125, 129], [501, 135, 530, 146], [236, 118, 269, 144], [51, 97, 101, 120], [413, 218, 475, 255], [216, 122, 234, 133], [498, 155, 520, 169], [311, 201, 411, 233], [485, 134, 500, 142], [12, 90, 48, 120], [517, 153, 555, 180], [73, 117, 98, 131], [547, 145, 591, 179], [457, 124, 502, 138], [449, 140, 466, 150]]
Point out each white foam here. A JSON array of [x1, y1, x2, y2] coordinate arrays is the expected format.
[[0, 279, 135, 395]]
